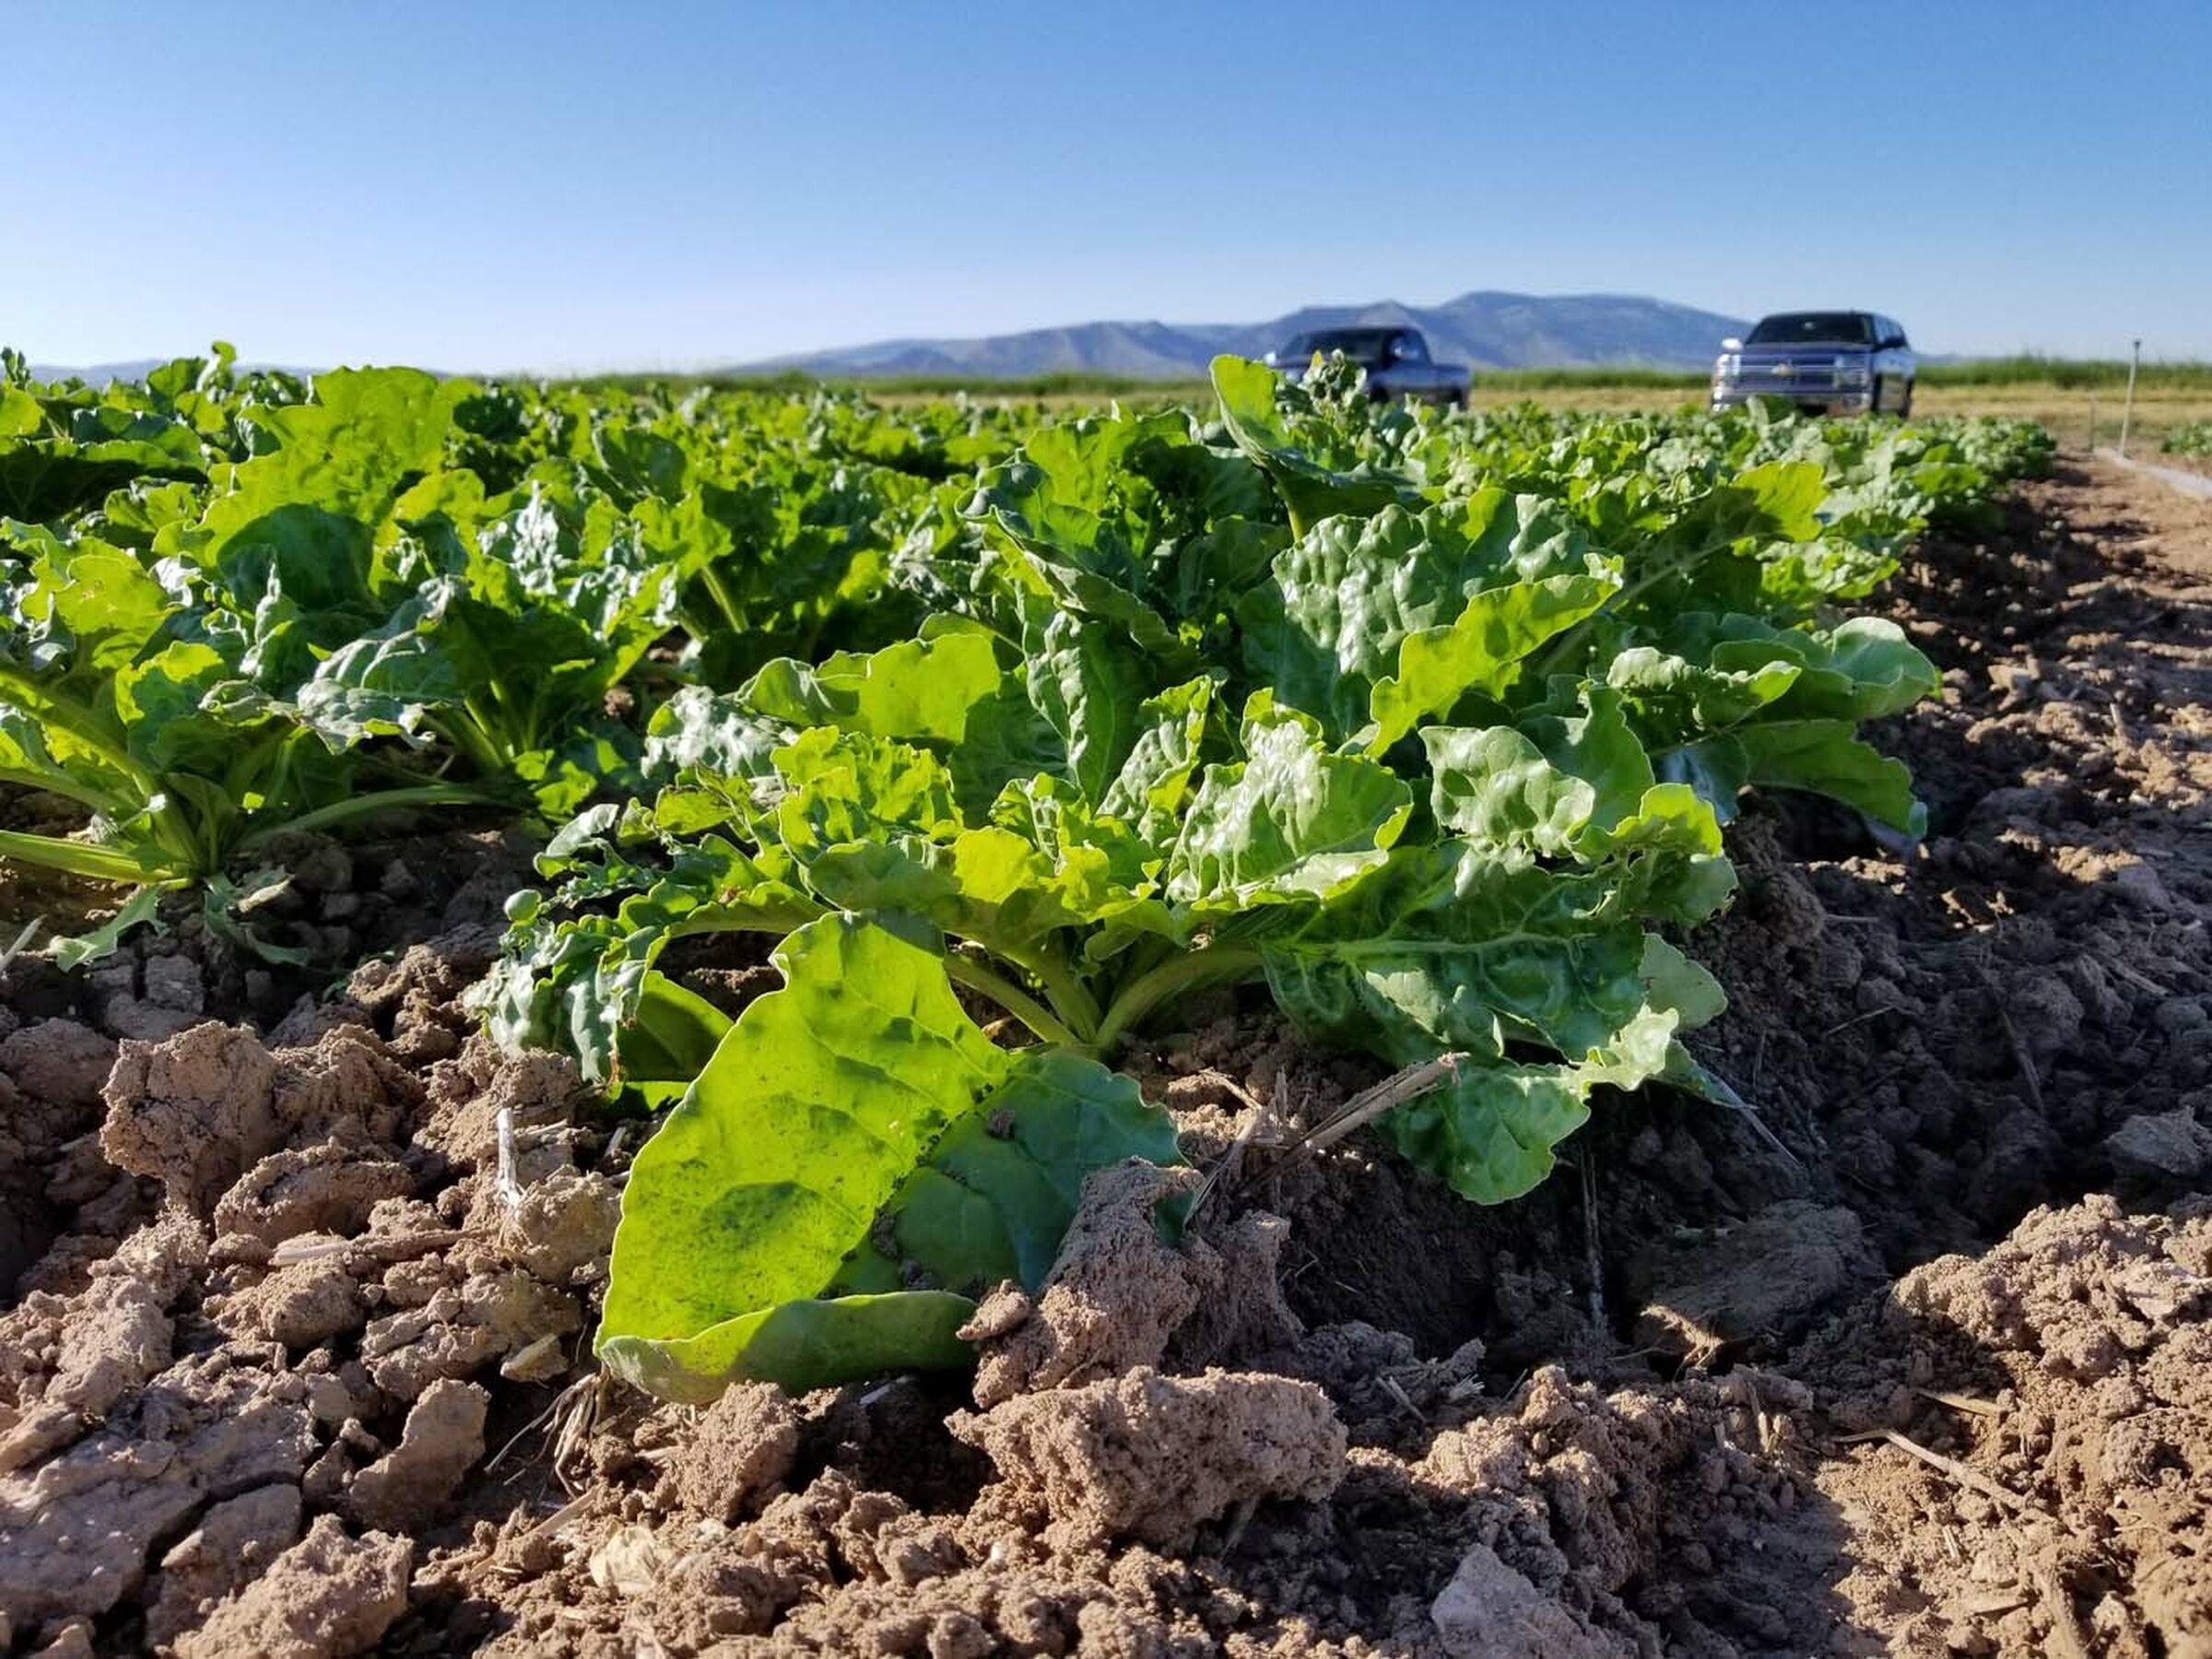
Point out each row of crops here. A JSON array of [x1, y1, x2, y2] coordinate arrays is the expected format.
[[0, 346, 2052, 1401], [2166, 420, 2212, 457]]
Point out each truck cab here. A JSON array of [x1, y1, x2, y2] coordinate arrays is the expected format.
[[1712, 312, 1916, 417], [1265, 326, 1469, 408]]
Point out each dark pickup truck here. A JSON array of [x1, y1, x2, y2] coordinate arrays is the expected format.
[[1712, 311, 1917, 417], [1264, 325, 1469, 408]]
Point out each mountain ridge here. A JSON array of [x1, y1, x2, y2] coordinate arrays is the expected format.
[[23, 291, 1755, 386], [735, 289, 1751, 380]]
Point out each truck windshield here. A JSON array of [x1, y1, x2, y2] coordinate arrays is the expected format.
[[1747, 312, 1873, 347], [1284, 329, 1397, 361]]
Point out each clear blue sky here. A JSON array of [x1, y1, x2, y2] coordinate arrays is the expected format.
[[11, 0, 2209, 371]]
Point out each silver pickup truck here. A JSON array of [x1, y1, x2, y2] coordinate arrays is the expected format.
[[1265, 326, 1469, 408], [1712, 311, 1917, 417]]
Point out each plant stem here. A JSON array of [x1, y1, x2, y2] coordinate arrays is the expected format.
[[435, 710, 512, 781], [1092, 943, 1265, 1053], [234, 782, 505, 851], [0, 765, 134, 818], [0, 828, 177, 886], [699, 564, 747, 635], [993, 939, 1104, 1041], [942, 955, 1084, 1049]]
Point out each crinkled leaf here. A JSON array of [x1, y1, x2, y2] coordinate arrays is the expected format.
[[1167, 695, 1411, 910], [1211, 357, 1415, 529], [740, 629, 1005, 744], [1365, 569, 1619, 750], [1262, 842, 1729, 1071], [1241, 495, 1591, 739]]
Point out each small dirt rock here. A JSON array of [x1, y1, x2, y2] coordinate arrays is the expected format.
[[347, 1378, 488, 1531], [212, 1144, 418, 1248], [663, 1382, 801, 1523], [0, 1018, 116, 1112], [1431, 1541, 1621, 1658], [1633, 1200, 1884, 1360], [173, 1513, 409, 1659], [498, 1167, 621, 1282], [211, 1256, 369, 1351], [147, 1483, 304, 1649], [2106, 1108, 2212, 1182], [954, 1367, 1346, 1548]]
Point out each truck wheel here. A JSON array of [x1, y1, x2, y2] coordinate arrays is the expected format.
[[1869, 374, 1887, 416], [1898, 381, 1914, 418]]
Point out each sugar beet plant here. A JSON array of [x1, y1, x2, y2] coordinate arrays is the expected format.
[[483, 358, 2045, 1402], [4, 347, 2046, 1398], [0, 350, 1025, 961]]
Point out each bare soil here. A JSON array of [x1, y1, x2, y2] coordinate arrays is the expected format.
[[4, 453, 2211, 1656]]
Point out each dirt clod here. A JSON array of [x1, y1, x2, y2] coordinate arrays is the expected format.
[[498, 1166, 621, 1282], [1632, 1199, 1885, 1361], [147, 1483, 305, 1649], [1431, 1541, 1620, 1658], [2105, 1106, 2212, 1182], [0, 1018, 116, 1112], [173, 1513, 410, 1659], [100, 1022, 282, 1211], [955, 1367, 1347, 1548], [347, 1376, 488, 1531], [663, 1381, 801, 1522], [971, 1160, 1302, 1408], [212, 1143, 418, 1248]]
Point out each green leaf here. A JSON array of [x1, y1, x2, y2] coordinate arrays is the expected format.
[[1210, 357, 1414, 531], [1735, 459, 1828, 541], [595, 914, 1180, 1400], [1167, 694, 1412, 911], [772, 727, 963, 860], [1241, 495, 1588, 740], [1425, 687, 1725, 865], [740, 629, 1005, 744], [1735, 720, 1927, 836], [1098, 675, 1217, 838], [1365, 569, 1619, 750], [477, 834, 819, 1088], [613, 971, 734, 1111], [1662, 718, 1925, 835], [1378, 990, 1687, 1205], [46, 886, 166, 971], [642, 685, 788, 788], [1016, 602, 1155, 804], [1261, 842, 1727, 1071], [1378, 1059, 1599, 1205], [1640, 935, 1727, 1029]]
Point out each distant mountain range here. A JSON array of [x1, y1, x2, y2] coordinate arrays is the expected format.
[[737, 290, 1752, 380], [25, 291, 1755, 388], [24, 358, 173, 387]]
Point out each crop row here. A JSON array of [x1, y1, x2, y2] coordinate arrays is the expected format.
[[0, 347, 2052, 1398], [2165, 420, 2212, 457]]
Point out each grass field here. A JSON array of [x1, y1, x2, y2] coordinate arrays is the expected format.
[[582, 360, 2212, 447], [886, 379, 2212, 448]]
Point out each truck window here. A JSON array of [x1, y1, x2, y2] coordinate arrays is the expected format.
[[1747, 312, 1875, 347], [1394, 334, 1429, 362]]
